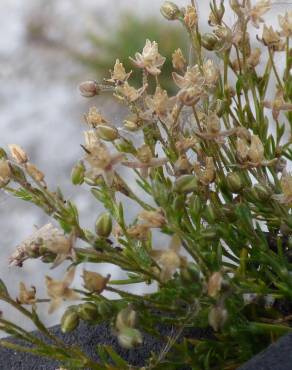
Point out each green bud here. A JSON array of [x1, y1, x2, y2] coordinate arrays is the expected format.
[[174, 175, 198, 194], [226, 172, 243, 193], [115, 139, 137, 154], [253, 184, 272, 201], [71, 161, 85, 185], [98, 301, 113, 318], [78, 302, 99, 321], [61, 308, 79, 333], [84, 176, 104, 186], [203, 204, 217, 223], [160, 1, 181, 20], [96, 125, 119, 142], [0, 279, 9, 297], [201, 33, 219, 50], [117, 327, 143, 349], [95, 212, 112, 238]]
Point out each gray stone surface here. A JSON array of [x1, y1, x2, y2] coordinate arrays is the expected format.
[[239, 332, 292, 370]]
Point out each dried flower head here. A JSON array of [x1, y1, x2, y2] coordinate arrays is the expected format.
[[261, 25, 284, 50], [109, 59, 132, 83], [279, 11, 292, 37], [9, 223, 75, 269], [184, 5, 198, 30], [263, 90, 292, 120], [145, 86, 170, 119], [83, 132, 123, 185], [172, 48, 186, 71], [85, 107, 108, 127], [194, 157, 216, 185], [25, 162, 45, 183], [17, 282, 36, 306], [129, 39, 166, 76], [122, 144, 168, 178], [8, 144, 28, 164], [116, 82, 147, 102], [150, 235, 187, 282], [45, 267, 79, 313], [247, 0, 271, 28]]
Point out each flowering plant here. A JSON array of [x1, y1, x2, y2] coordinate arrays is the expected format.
[[1, 1, 292, 369]]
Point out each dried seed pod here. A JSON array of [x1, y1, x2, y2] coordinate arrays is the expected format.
[[96, 125, 119, 142], [226, 172, 243, 193], [82, 270, 110, 293], [79, 81, 100, 97], [117, 327, 143, 349]]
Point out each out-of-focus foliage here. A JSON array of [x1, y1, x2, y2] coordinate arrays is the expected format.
[[77, 13, 188, 91]]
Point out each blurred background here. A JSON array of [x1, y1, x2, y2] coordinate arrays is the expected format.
[[0, 0, 286, 333]]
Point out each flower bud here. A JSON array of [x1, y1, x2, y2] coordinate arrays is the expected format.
[[207, 271, 223, 298], [253, 184, 271, 201], [8, 144, 28, 164], [78, 302, 99, 321], [0, 159, 11, 188], [79, 81, 100, 97], [116, 307, 137, 331], [25, 162, 44, 182], [95, 125, 119, 142], [118, 327, 143, 349], [95, 212, 112, 238], [160, 1, 181, 20], [82, 270, 110, 293], [174, 175, 198, 194], [61, 308, 79, 333], [115, 139, 136, 154], [123, 120, 139, 131], [98, 301, 113, 318], [201, 33, 219, 50], [208, 305, 228, 331], [226, 172, 243, 193], [71, 161, 85, 185]]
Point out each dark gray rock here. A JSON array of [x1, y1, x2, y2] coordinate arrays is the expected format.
[[239, 332, 292, 370], [0, 322, 209, 369]]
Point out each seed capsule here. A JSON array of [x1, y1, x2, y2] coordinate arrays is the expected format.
[[160, 1, 181, 20], [95, 212, 112, 238], [226, 172, 243, 193], [71, 161, 85, 185], [61, 308, 79, 333], [118, 327, 143, 349], [174, 175, 198, 194], [96, 125, 119, 141], [201, 33, 219, 50], [79, 80, 100, 97], [0, 159, 11, 188], [78, 302, 99, 321]]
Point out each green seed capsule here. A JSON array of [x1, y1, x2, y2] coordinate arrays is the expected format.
[[253, 184, 271, 201], [160, 1, 181, 20], [201, 33, 219, 50], [174, 175, 198, 194], [61, 308, 79, 333], [78, 302, 99, 321], [96, 125, 119, 142], [71, 161, 85, 185], [117, 327, 143, 349], [95, 213, 112, 238], [98, 301, 113, 318], [226, 172, 243, 193]]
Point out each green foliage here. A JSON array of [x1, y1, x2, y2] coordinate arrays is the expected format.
[[77, 12, 187, 92]]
